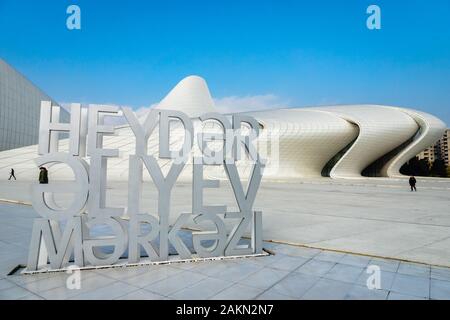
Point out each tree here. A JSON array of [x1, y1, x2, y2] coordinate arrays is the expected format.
[[430, 159, 448, 178], [400, 161, 411, 176], [417, 159, 431, 176], [400, 157, 431, 177]]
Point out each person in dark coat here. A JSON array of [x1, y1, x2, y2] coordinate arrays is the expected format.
[[39, 167, 48, 184], [8, 168, 16, 180], [409, 176, 417, 192]]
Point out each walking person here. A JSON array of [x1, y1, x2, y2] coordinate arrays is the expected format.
[[39, 167, 48, 184], [8, 168, 16, 180], [409, 176, 417, 192]]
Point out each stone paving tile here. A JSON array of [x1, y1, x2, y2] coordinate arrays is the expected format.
[[0, 278, 16, 290], [397, 262, 431, 278], [208, 261, 264, 283], [355, 270, 396, 291], [37, 274, 117, 299], [192, 260, 238, 277], [313, 251, 346, 263], [0, 262, 23, 278], [0, 286, 35, 300], [211, 284, 265, 300], [17, 273, 74, 293], [323, 264, 365, 284], [368, 257, 400, 273], [231, 259, 269, 271], [256, 288, 296, 300], [344, 285, 389, 300], [301, 278, 353, 300], [295, 259, 336, 277], [114, 289, 167, 300], [18, 293, 45, 300], [1, 249, 450, 301], [339, 254, 371, 268], [261, 242, 279, 250], [387, 292, 427, 300], [266, 255, 310, 272], [270, 273, 320, 299], [170, 261, 199, 271], [390, 273, 430, 299], [95, 266, 153, 280], [232, 254, 280, 267], [271, 245, 321, 259], [38, 286, 87, 300], [8, 269, 98, 286], [430, 279, 450, 300], [144, 271, 207, 296], [170, 278, 234, 300], [7, 272, 61, 286], [121, 266, 183, 288], [69, 281, 139, 300], [431, 266, 450, 281], [240, 267, 290, 290]]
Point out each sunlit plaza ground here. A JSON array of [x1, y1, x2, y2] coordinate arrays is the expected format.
[[1, 177, 450, 300]]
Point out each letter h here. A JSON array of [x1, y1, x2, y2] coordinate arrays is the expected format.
[[38, 101, 87, 156]]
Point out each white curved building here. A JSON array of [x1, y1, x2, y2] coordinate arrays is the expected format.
[[310, 106, 420, 179], [0, 75, 446, 181]]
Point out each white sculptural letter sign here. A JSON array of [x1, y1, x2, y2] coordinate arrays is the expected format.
[[26, 102, 265, 272]]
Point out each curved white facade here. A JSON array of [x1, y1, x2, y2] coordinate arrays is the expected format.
[[0, 76, 446, 181], [381, 108, 447, 178], [309, 106, 419, 179], [236, 109, 359, 179]]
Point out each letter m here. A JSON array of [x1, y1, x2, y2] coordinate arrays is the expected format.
[[27, 217, 84, 271]]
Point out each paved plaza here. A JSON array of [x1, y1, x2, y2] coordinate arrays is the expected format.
[[0, 178, 449, 299], [1, 232, 450, 300]]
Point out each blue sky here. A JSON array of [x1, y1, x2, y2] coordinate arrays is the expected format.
[[1, 0, 449, 124]]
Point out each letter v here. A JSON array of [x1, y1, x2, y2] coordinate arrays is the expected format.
[[224, 161, 264, 213]]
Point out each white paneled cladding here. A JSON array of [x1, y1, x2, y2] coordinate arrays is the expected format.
[[0, 59, 69, 152]]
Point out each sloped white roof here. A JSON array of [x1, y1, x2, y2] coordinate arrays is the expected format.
[[155, 75, 215, 117]]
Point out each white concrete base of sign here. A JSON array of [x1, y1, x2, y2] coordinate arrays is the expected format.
[[20, 252, 270, 275]]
